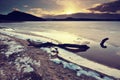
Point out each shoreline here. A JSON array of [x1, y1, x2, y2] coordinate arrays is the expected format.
[[0, 27, 119, 79], [8, 28, 120, 70], [0, 33, 109, 80], [0, 33, 91, 80]]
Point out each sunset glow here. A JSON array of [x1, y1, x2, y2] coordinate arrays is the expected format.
[[65, 10, 75, 15], [0, 0, 120, 80], [61, 0, 80, 15], [0, 0, 119, 16]]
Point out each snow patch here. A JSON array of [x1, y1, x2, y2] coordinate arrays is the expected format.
[[4, 28, 15, 31], [50, 58, 113, 80], [15, 56, 41, 73], [0, 35, 24, 57], [0, 70, 5, 76], [0, 29, 57, 43]]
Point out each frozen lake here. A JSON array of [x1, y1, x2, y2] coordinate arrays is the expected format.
[[1, 21, 120, 69]]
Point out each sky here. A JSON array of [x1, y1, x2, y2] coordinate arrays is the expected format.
[[0, 0, 120, 16]]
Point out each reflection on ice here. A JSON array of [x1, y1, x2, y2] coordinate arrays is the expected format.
[[1, 28, 120, 79], [31, 30, 90, 45]]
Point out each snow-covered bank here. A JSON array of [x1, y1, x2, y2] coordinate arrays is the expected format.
[[0, 35, 24, 57], [50, 58, 113, 80], [15, 55, 41, 73], [0, 34, 41, 80], [0, 34, 41, 72], [0, 29, 120, 79]]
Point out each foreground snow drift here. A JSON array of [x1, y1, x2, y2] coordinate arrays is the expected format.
[[0, 34, 41, 79], [0, 29, 120, 79], [50, 58, 113, 80], [0, 35, 24, 57], [15, 56, 41, 73]]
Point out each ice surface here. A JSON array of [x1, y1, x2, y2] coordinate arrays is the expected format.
[[57, 48, 120, 78], [0, 29, 119, 79], [0, 29, 53, 43], [31, 30, 91, 44]]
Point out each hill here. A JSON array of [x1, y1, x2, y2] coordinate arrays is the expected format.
[[0, 11, 46, 22], [1, 11, 120, 22]]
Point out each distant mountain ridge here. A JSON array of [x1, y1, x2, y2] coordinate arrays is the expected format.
[[0, 11, 120, 22], [44, 13, 120, 21], [0, 11, 46, 22]]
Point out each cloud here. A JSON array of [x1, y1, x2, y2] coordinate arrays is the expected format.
[[50, 0, 113, 14], [55, 0, 89, 13], [23, 5, 29, 8], [27, 8, 48, 17], [27, 8, 60, 17], [23, 0, 120, 16], [13, 8, 20, 11], [88, 0, 120, 13]]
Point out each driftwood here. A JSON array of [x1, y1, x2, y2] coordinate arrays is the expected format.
[[100, 38, 109, 48], [27, 39, 57, 47], [57, 44, 90, 52], [27, 39, 90, 52]]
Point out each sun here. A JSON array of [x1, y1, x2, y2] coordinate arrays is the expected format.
[[65, 10, 74, 15], [64, 8, 77, 15], [66, 11, 73, 15]]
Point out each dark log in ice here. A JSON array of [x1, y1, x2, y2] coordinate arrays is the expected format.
[[27, 39, 90, 52], [100, 38, 109, 48]]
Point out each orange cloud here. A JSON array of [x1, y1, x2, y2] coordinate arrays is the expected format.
[[26, 0, 115, 16], [27, 0, 91, 17], [27, 7, 66, 17], [27, 8, 58, 17], [54, 0, 90, 14]]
